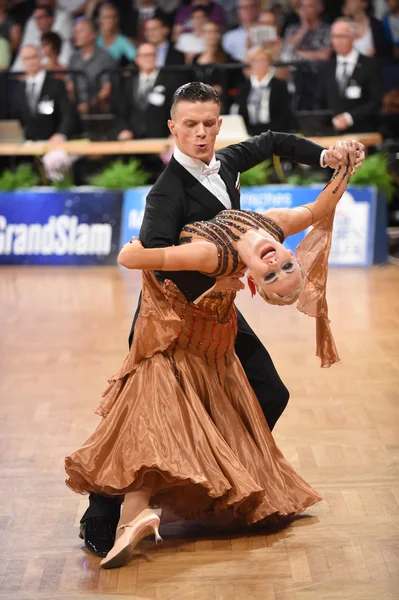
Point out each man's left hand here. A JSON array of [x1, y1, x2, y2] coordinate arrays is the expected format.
[[323, 141, 365, 170]]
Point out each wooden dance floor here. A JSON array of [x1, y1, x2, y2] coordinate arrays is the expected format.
[[0, 265, 398, 600]]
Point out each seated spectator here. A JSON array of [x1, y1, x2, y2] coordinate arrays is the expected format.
[[173, 0, 226, 39], [97, 3, 136, 65], [10, 44, 75, 141], [0, 35, 10, 69], [192, 20, 243, 109], [12, 4, 72, 71], [281, 0, 300, 36], [316, 17, 382, 133], [41, 30, 66, 74], [115, 41, 177, 180], [343, 0, 393, 57], [281, 0, 331, 62], [144, 16, 185, 67], [234, 46, 295, 135], [223, 0, 261, 61], [19, 0, 73, 45], [0, 0, 22, 53], [119, 0, 170, 44], [383, 0, 399, 55], [250, 9, 282, 60], [68, 17, 116, 114], [175, 6, 207, 60], [116, 42, 177, 141], [84, 0, 108, 22]]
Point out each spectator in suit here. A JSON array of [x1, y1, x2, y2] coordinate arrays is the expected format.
[[281, 0, 331, 62], [12, 4, 72, 70], [234, 46, 296, 135], [0, 0, 22, 54], [68, 17, 116, 115], [343, 0, 393, 57], [144, 16, 185, 67], [223, 0, 261, 61], [11, 44, 75, 141], [116, 42, 177, 141], [173, 0, 226, 39], [97, 3, 136, 65], [317, 17, 382, 132]]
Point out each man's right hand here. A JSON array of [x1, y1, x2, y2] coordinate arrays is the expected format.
[[118, 130, 133, 141], [213, 273, 246, 293]]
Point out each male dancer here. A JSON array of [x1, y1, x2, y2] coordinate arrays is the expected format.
[[80, 82, 365, 556]]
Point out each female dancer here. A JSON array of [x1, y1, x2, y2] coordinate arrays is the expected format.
[[65, 142, 355, 570]]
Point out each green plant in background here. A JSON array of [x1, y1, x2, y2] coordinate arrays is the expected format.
[[90, 158, 150, 189], [240, 160, 273, 187], [286, 171, 327, 186], [349, 152, 394, 202], [0, 164, 39, 191]]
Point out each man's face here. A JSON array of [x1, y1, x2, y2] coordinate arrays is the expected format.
[[21, 46, 42, 75], [168, 100, 222, 164], [135, 43, 157, 72], [144, 19, 168, 45], [237, 1, 260, 26], [34, 8, 53, 33], [258, 11, 278, 28], [331, 21, 354, 55], [74, 21, 95, 47]]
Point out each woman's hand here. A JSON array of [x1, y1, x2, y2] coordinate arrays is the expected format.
[[323, 141, 365, 170]]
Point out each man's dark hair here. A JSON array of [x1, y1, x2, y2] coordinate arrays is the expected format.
[[41, 31, 62, 54], [171, 82, 220, 116], [35, 5, 54, 18]]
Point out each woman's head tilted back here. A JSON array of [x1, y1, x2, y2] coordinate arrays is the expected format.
[[237, 228, 304, 306]]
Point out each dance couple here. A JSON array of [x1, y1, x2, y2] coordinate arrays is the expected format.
[[65, 82, 365, 569]]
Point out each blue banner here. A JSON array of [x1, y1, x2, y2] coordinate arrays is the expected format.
[[240, 185, 376, 267], [121, 185, 376, 267], [120, 186, 151, 245], [0, 190, 123, 265]]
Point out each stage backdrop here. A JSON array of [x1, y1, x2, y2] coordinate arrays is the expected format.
[[0, 190, 123, 265], [121, 185, 378, 267]]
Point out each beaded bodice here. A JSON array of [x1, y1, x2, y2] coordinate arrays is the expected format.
[[179, 210, 285, 278]]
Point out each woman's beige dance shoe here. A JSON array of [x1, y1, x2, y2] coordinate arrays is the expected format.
[[100, 508, 162, 569]]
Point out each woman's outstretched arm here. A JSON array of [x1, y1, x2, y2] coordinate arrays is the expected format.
[[264, 142, 356, 237], [118, 239, 218, 273]]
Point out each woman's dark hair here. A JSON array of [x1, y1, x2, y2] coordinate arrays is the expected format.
[[41, 31, 62, 55], [171, 82, 220, 116]]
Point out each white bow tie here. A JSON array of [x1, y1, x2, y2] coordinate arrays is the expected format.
[[202, 161, 221, 178]]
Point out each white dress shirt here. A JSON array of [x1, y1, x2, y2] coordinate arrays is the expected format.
[[173, 146, 232, 209], [248, 70, 275, 125], [156, 42, 169, 67], [175, 32, 205, 54], [334, 49, 359, 128], [25, 69, 46, 110], [222, 26, 248, 61]]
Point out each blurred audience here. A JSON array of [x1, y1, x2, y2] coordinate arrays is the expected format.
[[124, 0, 169, 44], [57, 0, 88, 18], [192, 19, 243, 108], [383, 0, 399, 55], [41, 30, 65, 73], [223, 0, 261, 61], [68, 17, 116, 114], [281, 0, 331, 62], [173, 0, 226, 39], [0, 35, 10, 68], [11, 44, 75, 140], [317, 17, 382, 132], [343, 0, 393, 57], [97, 3, 136, 65], [0, 0, 22, 54], [234, 45, 295, 134], [175, 5, 207, 59], [144, 16, 185, 67], [12, 4, 72, 70]]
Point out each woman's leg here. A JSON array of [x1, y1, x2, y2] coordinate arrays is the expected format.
[[115, 473, 157, 540]]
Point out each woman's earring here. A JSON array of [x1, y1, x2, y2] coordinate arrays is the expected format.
[[247, 276, 256, 298]]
